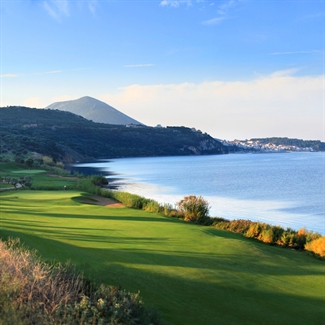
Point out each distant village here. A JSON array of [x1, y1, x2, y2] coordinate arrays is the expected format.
[[218, 139, 316, 153]]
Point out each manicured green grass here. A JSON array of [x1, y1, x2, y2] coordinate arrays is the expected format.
[[1, 190, 324, 325], [11, 169, 47, 174], [30, 174, 78, 190], [0, 162, 78, 190], [0, 162, 30, 174]]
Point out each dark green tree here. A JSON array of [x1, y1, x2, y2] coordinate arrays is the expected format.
[[25, 158, 34, 168]]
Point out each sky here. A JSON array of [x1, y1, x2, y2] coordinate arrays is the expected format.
[[0, 0, 324, 140]]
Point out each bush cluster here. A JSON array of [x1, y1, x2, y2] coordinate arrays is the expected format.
[[1, 175, 32, 189], [213, 219, 324, 257], [77, 176, 111, 197], [175, 195, 210, 223], [78, 177, 325, 258], [305, 236, 325, 258], [111, 191, 162, 213], [0, 238, 161, 325], [109, 192, 211, 224]]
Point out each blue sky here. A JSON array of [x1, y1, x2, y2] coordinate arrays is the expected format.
[[1, 0, 324, 140]]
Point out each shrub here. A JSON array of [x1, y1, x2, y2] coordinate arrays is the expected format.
[[111, 191, 148, 209], [143, 200, 162, 213], [245, 222, 262, 239], [25, 158, 34, 168], [9, 177, 19, 189], [279, 231, 299, 248], [42, 155, 55, 166], [272, 226, 285, 245], [298, 227, 321, 243], [19, 176, 33, 189], [162, 203, 173, 216], [16, 157, 25, 164], [176, 195, 210, 223], [89, 175, 108, 186], [0, 238, 162, 325], [77, 179, 102, 195], [305, 236, 325, 258], [168, 209, 184, 219], [214, 219, 252, 233], [257, 225, 274, 244]]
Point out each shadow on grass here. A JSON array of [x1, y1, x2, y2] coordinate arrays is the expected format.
[[0, 229, 324, 325], [0, 218, 170, 244], [201, 227, 250, 241], [1, 220, 324, 276], [1, 208, 173, 223]]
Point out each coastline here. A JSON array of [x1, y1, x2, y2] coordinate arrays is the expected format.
[[68, 153, 325, 235], [66, 164, 125, 190]]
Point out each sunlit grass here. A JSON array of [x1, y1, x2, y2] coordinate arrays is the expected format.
[[1, 190, 324, 325], [0, 162, 78, 190]]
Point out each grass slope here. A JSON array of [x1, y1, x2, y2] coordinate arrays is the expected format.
[[0, 162, 79, 190], [1, 191, 324, 325]]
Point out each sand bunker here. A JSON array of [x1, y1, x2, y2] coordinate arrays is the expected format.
[[81, 195, 124, 208]]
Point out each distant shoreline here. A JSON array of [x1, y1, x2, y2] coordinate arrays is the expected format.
[[69, 153, 324, 235], [66, 164, 124, 190]]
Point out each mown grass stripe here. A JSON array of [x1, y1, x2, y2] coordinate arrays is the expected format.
[[1, 190, 324, 325]]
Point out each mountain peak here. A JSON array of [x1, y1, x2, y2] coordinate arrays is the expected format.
[[46, 97, 143, 125]]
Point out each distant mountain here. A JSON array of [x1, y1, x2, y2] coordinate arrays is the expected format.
[[46, 96, 142, 125]]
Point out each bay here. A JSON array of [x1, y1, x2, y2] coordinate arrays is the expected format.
[[73, 152, 325, 235]]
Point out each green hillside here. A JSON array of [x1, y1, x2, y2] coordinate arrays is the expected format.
[[0, 106, 227, 162], [1, 190, 324, 325]]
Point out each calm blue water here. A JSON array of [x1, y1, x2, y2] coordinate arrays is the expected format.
[[73, 152, 325, 234]]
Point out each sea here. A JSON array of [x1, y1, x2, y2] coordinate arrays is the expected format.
[[71, 152, 325, 235]]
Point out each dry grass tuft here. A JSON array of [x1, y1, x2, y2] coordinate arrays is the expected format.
[[0, 238, 83, 324], [0, 238, 161, 325]]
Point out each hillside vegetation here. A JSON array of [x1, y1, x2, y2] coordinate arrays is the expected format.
[[251, 137, 325, 150], [0, 106, 227, 162]]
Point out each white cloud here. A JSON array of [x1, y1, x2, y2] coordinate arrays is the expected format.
[[54, 0, 69, 16], [88, 0, 97, 15], [43, 1, 58, 20], [160, 0, 179, 7], [218, 0, 236, 14], [0, 74, 22, 78], [202, 0, 241, 25], [43, 0, 69, 21], [271, 50, 324, 55], [43, 0, 97, 19], [101, 72, 324, 141], [202, 16, 226, 25], [160, 0, 194, 7], [34, 70, 62, 75], [269, 68, 300, 77]]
